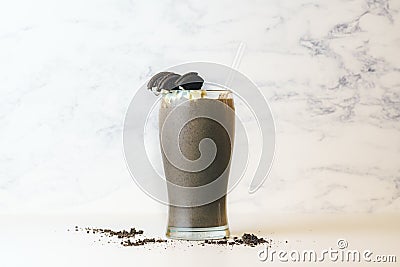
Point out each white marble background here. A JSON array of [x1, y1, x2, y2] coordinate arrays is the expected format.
[[0, 0, 399, 214]]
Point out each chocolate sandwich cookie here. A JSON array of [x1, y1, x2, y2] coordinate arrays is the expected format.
[[175, 72, 204, 90], [147, 72, 177, 93], [157, 73, 181, 91]]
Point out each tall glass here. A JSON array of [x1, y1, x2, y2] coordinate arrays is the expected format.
[[159, 90, 235, 240]]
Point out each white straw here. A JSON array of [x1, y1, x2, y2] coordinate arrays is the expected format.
[[225, 42, 247, 89], [232, 42, 246, 69]]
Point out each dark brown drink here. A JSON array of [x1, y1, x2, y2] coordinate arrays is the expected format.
[[159, 91, 234, 240]]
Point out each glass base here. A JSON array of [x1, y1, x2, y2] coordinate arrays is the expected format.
[[166, 225, 230, 240]]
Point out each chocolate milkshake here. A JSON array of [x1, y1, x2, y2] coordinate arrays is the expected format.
[[148, 72, 235, 240]]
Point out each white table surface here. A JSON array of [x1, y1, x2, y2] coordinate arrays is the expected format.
[[1, 212, 399, 267]]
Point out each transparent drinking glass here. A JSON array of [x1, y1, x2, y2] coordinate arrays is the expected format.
[[158, 88, 235, 240]]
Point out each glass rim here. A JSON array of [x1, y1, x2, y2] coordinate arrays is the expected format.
[[162, 89, 232, 93], [202, 89, 231, 91]]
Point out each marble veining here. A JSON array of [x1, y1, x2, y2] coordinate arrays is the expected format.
[[0, 0, 399, 213]]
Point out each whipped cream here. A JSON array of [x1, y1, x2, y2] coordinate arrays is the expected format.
[[161, 89, 207, 104]]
